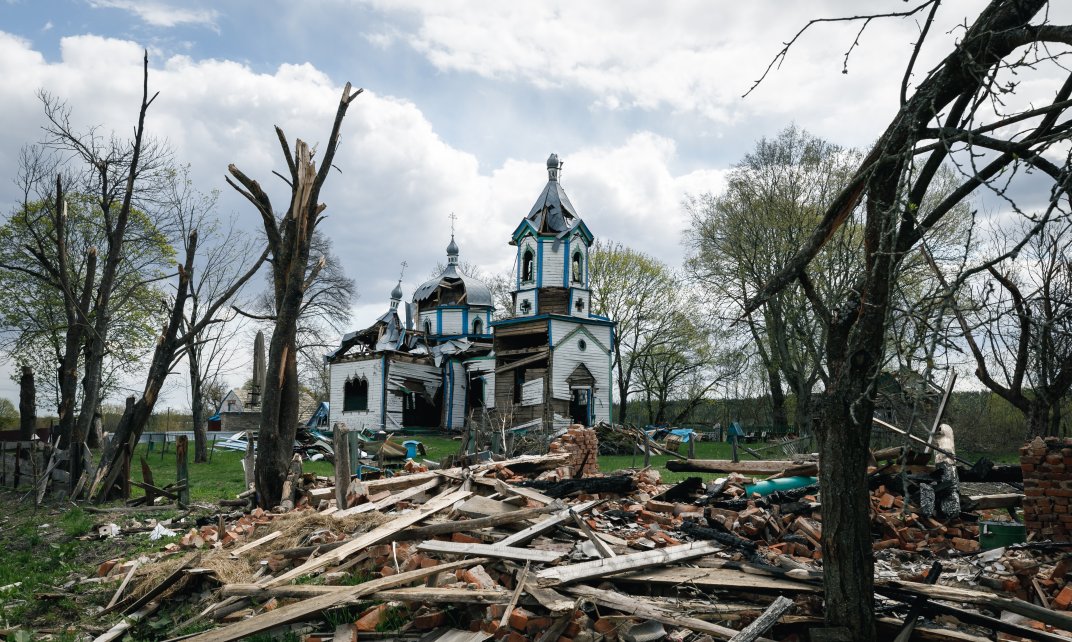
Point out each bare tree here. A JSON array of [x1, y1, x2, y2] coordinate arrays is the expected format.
[[227, 83, 363, 508], [950, 218, 1072, 436], [746, 2, 1072, 637]]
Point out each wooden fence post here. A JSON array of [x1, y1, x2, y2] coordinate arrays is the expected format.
[[643, 432, 651, 467], [176, 435, 189, 507], [687, 435, 696, 459], [333, 424, 350, 509]]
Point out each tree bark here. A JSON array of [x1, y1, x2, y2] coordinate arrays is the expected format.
[[18, 366, 35, 440], [187, 331, 208, 463], [766, 366, 789, 432]]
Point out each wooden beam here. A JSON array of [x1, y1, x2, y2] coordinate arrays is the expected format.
[[263, 488, 470, 586], [106, 560, 140, 610], [666, 459, 815, 476], [877, 579, 1072, 633], [183, 558, 487, 642], [397, 504, 556, 540], [417, 540, 564, 564], [727, 596, 793, 642], [613, 566, 819, 594], [333, 477, 440, 517], [219, 584, 508, 604], [535, 541, 722, 587], [565, 585, 768, 642], [228, 530, 282, 558], [108, 552, 200, 617], [494, 349, 549, 375], [176, 436, 189, 507], [333, 426, 350, 509], [499, 499, 599, 547]]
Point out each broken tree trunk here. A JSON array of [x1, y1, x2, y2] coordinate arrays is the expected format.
[[176, 435, 189, 507], [333, 423, 350, 509]]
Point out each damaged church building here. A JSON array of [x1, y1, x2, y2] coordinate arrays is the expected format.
[[326, 154, 615, 432]]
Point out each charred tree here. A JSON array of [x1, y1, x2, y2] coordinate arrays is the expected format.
[[227, 83, 363, 508]]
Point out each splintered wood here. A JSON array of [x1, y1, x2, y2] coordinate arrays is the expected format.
[[89, 431, 1063, 642]]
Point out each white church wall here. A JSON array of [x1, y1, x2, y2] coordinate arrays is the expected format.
[[540, 237, 564, 289], [549, 321, 613, 424], [329, 357, 384, 431]]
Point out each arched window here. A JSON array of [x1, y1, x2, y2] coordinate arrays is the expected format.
[[473, 318, 483, 335], [343, 376, 368, 412], [521, 248, 535, 283], [571, 251, 584, 283], [424, 319, 432, 336]]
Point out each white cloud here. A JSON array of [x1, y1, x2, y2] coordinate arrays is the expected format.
[[0, 31, 718, 403], [42, 20, 52, 31], [88, 0, 219, 29]]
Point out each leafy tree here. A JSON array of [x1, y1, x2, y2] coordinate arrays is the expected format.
[[0, 190, 171, 417], [685, 125, 861, 435], [588, 240, 679, 422], [0, 398, 17, 430]]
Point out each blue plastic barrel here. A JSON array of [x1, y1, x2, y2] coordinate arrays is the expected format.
[[402, 440, 420, 459], [744, 476, 818, 497]]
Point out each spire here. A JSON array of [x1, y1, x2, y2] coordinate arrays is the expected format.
[[390, 279, 403, 309], [547, 153, 561, 182], [446, 234, 459, 266]]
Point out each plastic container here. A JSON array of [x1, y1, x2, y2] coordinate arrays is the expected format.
[[979, 520, 1026, 550], [743, 476, 817, 497], [402, 440, 421, 459]]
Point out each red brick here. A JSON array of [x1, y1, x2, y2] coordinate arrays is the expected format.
[[509, 607, 534, 631], [1054, 585, 1072, 610], [452, 532, 482, 544]]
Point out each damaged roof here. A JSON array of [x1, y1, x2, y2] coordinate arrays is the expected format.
[[525, 153, 580, 234]]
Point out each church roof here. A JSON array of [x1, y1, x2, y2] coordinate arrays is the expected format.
[[412, 237, 493, 308], [524, 153, 580, 234]]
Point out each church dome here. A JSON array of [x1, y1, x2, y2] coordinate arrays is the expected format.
[[412, 236, 493, 308]]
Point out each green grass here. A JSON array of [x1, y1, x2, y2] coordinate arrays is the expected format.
[[59, 506, 93, 537]]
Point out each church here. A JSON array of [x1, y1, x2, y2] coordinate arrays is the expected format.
[[326, 154, 614, 432]]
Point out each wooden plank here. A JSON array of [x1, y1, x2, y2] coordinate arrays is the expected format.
[[228, 530, 282, 557], [417, 540, 564, 563], [524, 583, 574, 615], [398, 504, 556, 540], [333, 477, 440, 517], [499, 562, 530, 630], [183, 558, 486, 642], [108, 552, 200, 617], [614, 566, 819, 594], [877, 579, 1072, 633], [93, 602, 159, 642], [264, 488, 471, 586], [490, 478, 555, 505], [457, 495, 521, 517], [499, 499, 599, 547], [565, 585, 767, 642], [535, 541, 722, 587], [961, 493, 1022, 510], [571, 509, 615, 558], [219, 584, 507, 603], [727, 596, 793, 642], [106, 560, 141, 610]]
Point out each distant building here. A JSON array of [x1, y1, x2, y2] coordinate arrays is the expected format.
[[327, 154, 614, 431]]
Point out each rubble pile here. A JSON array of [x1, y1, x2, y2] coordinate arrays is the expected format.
[[72, 439, 1072, 642]]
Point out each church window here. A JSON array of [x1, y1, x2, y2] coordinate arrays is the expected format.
[[571, 251, 584, 283], [578, 339, 587, 352], [575, 297, 585, 313], [519, 299, 532, 314], [521, 248, 535, 283], [424, 319, 432, 336], [473, 318, 483, 335], [343, 376, 369, 412]]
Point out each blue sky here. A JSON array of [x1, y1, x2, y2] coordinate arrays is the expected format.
[[0, 0, 1068, 407]]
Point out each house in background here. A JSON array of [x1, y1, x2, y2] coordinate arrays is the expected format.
[[327, 154, 614, 432]]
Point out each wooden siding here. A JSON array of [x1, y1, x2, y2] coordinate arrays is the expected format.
[[549, 321, 613, 424], [540, 237, 565, 289], [446, 360, 466, 430], [568, 288, 590, 318], [384, 360, 442, 430]]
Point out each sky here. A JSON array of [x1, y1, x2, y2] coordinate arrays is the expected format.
[[0, 0, 1068, 410]]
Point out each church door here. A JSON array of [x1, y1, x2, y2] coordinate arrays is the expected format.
[[569, 388, 591, 426]]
